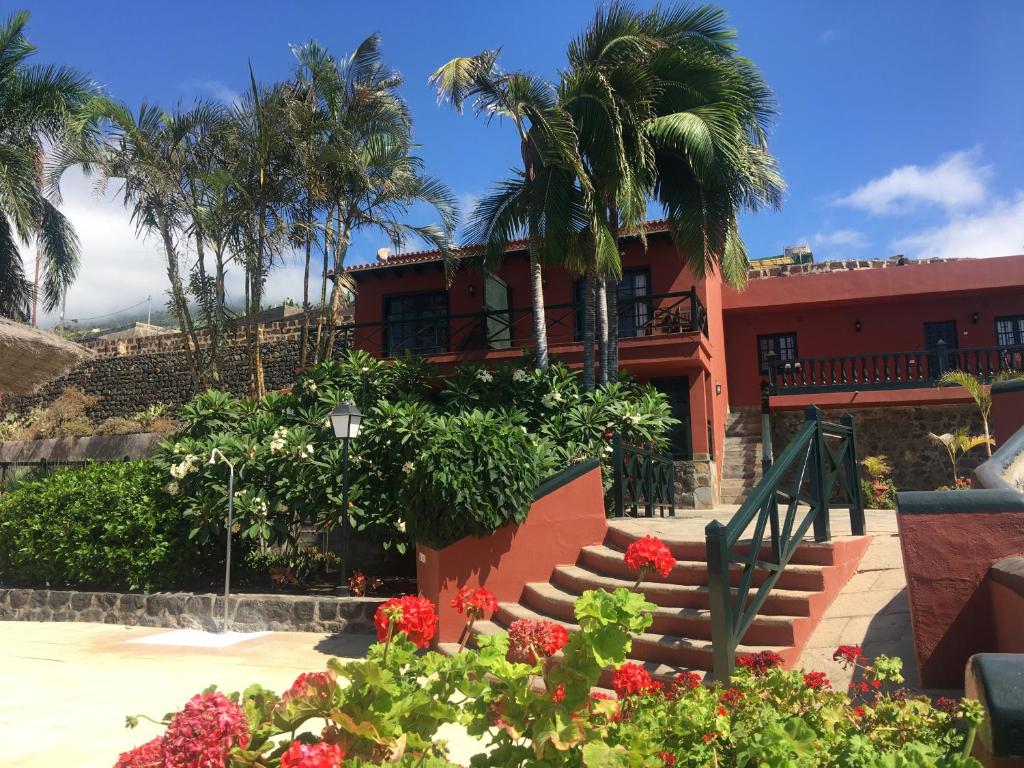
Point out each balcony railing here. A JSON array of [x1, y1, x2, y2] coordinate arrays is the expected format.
[[340, 288, 708, 359], [767, 341, 1024, 395]]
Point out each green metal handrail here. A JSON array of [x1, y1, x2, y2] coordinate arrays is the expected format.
[[610, 433, 676, 518], [705, 406, 865, 678]]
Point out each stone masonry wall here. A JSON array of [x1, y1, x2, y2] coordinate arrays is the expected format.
[[771, 404, 986, 492], [0, 587, 381, 634], [674, 454, 717, 509]]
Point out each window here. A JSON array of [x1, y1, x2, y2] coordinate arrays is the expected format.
[[757, 333, 797, 374], [923, 320, 958, 375], [573, 269, 652, 341], [996, 315, 1024, 347], [383, 291, 448, 356]]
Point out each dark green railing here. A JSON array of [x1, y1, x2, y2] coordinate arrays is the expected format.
[[610, 433, 676, 518], [767, 342, 1024, 395], [704, 406, 865, 678]]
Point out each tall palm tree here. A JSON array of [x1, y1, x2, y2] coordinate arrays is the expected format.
[[939, 369, 1024, 456], [430, 52, 585, 370], [0, 10, 100, 321]]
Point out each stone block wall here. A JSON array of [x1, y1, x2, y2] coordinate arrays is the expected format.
[[772, 404, 986, 492], [0, 587, 381, 634], [674, 453, 718, 509]]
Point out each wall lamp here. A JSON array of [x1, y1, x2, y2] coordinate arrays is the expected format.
[[971, 311, 980, 324], [854, 320, 863, 332], [715, 383, 722, 395], [468, 284, 476, 296]]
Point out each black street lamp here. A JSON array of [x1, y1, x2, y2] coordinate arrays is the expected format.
[[329, 402, 363, 591]]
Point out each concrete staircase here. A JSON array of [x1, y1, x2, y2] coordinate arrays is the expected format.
[[719, 409, 764, 505], [442, 520, 870, 684]]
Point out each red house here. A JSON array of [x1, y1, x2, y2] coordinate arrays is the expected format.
[[345, 222, 1024, 505]]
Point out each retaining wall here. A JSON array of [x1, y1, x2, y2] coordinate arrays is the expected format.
[[0, 587, 381, 634]]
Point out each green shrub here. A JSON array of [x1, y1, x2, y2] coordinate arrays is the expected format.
[[0, 461, 204, 591]]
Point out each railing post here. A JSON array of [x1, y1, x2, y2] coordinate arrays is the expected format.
[[611, 432, 625, 518], [805, 406, 831, 542], [760, 379, 774, 474], [842, 413, 866, 535], [705, 520, 734, 680], [935, 338, 950, 378], [644, 444, 655, 517], [766, 351, 778, 394]]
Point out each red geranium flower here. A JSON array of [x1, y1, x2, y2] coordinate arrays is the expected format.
[[611, 663, 660, 697], [280, 740, 345, 768], [852, 705, 865, 718], [832, 644, 865, 666], [161, 692, 250, 768], [623, 535, 676, 579], [506, 618, 569, 663], [281, 671, 335, 706], [719, 688, 744, 708], [373, 595, 438, 649], [451, 586, 498, 620], [803, 671, 831, 690], [550, 684, 566, 703], [736, 650, 784, 675], [659, 751, 677, 766], [672, 671, 702, 694], [115, 737, 165, 768]]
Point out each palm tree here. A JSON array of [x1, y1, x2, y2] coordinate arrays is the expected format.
[[928, 428, 992, 485], [0, 10, 100, 321], [938, 369, 1024, 456], [430, 52, 585, 370]]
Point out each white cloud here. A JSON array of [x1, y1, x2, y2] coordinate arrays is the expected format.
[[836, 150, 991, 215], [811, 229, 869, 249], [179, 78, 241, 106], [893, 193, 1024, 260]]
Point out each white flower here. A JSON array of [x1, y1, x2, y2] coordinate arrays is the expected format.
[[360, 366, 370, 373], [169, 464, 185, 480], [173, 443, 182, 453], [512, 369, 529, 383], [395, 519, 406, 533], [233, 490, 244, 499], [270, 438, 287, 453], [323, 418, 331, 428], [274, 501, 288, 512], [305, 380, 318, 393], [476, 369, 493, 383], [299, 444, 315, 459], [520, 426, 528, 434], [402, 461, 415, 475], [165, 481, 180, 496]]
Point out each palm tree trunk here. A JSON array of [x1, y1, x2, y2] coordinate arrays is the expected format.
[[299, 201, 313, 371], [606, 277, 619, 376], [582, 249, 597, 391], [527, 236, 549, 369], [313, 208, 335, 363], [597, 279, 608, 385], [324, 213, 349, 360], [159, 218, 205, 389]]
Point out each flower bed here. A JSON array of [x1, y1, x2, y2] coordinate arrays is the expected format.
[[116, 538, 984, 768]]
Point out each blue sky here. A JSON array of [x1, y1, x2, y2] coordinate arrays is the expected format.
[[21, 0, 1024, 323]]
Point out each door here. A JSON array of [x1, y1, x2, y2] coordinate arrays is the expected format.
[[650, 377, 692, 459], [924, 320, 958, 377], [483, 273, 511, 350]]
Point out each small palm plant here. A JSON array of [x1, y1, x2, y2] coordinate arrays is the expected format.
[[938, 369, 1024, 456], [928, 428, 992, 486], [860, 454, 896, 509]]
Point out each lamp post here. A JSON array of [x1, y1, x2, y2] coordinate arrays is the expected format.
[[329, 402, 363, 592], [208, 448, 235, 633]]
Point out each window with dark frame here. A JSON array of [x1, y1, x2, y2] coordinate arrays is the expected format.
[[383, 291, 448, 356], [573, 269, 652, 341], [757, 332, 797, 374], [996, 315, 1024, 347]]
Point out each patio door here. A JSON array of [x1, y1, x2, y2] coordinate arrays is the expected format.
[[650, 376, 692, 459], [483, 273, 511, 350], [924, 320, 958, 376]]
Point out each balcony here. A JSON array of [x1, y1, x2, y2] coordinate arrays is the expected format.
[[341, 288, 709, 361], [766, 342, 1024, 395]]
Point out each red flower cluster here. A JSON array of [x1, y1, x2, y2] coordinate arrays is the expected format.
[[833, 644, 865, 666], [803, 671, 831, 690], [934, 696, 960, 715], [282, 671, 335, 706], [672, 671, 703, 693], [451, 586, 498, 620], [506, 619, 569, 664], [373, 595, 439, 649], [280, 740, 345, 768], [849, 680, 882, 694], [611, 663, 661, 697], [736, 650, 784, 675], [550, 684, 566, 703], [162, 692, 250, 768], [659, 751, 677, 766], [115, 737, 165, 768], [719, 688, 744, 708], [623, 535, 676, 579]]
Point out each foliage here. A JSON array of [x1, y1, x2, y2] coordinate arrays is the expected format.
[[928, 428, 991, 485], [939, 369, 1024, 457], [0, 460, 206, 590], [0, 389, 175, 439], [117, 584, 983, 768], [158, 351, 676, 558], [860, 455, 896, 510]]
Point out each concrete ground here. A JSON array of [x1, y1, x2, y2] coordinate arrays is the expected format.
[[0, 623, 375, 767]]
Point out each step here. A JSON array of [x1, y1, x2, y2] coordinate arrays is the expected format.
[[578, 545, 827, 591], [551, 565, 816, 616], [521, 582, 805, 646], [604, 526, 845, 567]]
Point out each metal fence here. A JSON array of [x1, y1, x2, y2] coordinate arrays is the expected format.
[[609, 433, 676, 518]]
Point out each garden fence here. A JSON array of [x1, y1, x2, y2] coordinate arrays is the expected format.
[[609, 433, 676, 518]]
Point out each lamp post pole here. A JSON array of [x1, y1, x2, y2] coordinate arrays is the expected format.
[[339, 436, 351, 591], [209, 448, 236, 633]]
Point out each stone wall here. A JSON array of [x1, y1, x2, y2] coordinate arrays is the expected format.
[[1, 340, 305, 421], [674, 453, 717, 509], [747, 256, 955, 282], [0, 433, 164, 463], [771, 404, 986, 492], [0, 587, 381, 634]]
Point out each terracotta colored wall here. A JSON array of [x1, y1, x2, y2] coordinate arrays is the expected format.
[[724, 290, 1023, 406], [992, 382, 1024, 445], [697, 271, 727, 478], [991, 580, 1024, 653], [896, 492, 1024, 688], [416, 464, 608, 644]]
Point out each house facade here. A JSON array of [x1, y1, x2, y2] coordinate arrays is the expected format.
[[345, 222, 1024, 505]]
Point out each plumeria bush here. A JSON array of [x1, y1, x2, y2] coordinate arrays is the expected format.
[[116, 540, 984, 767]]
